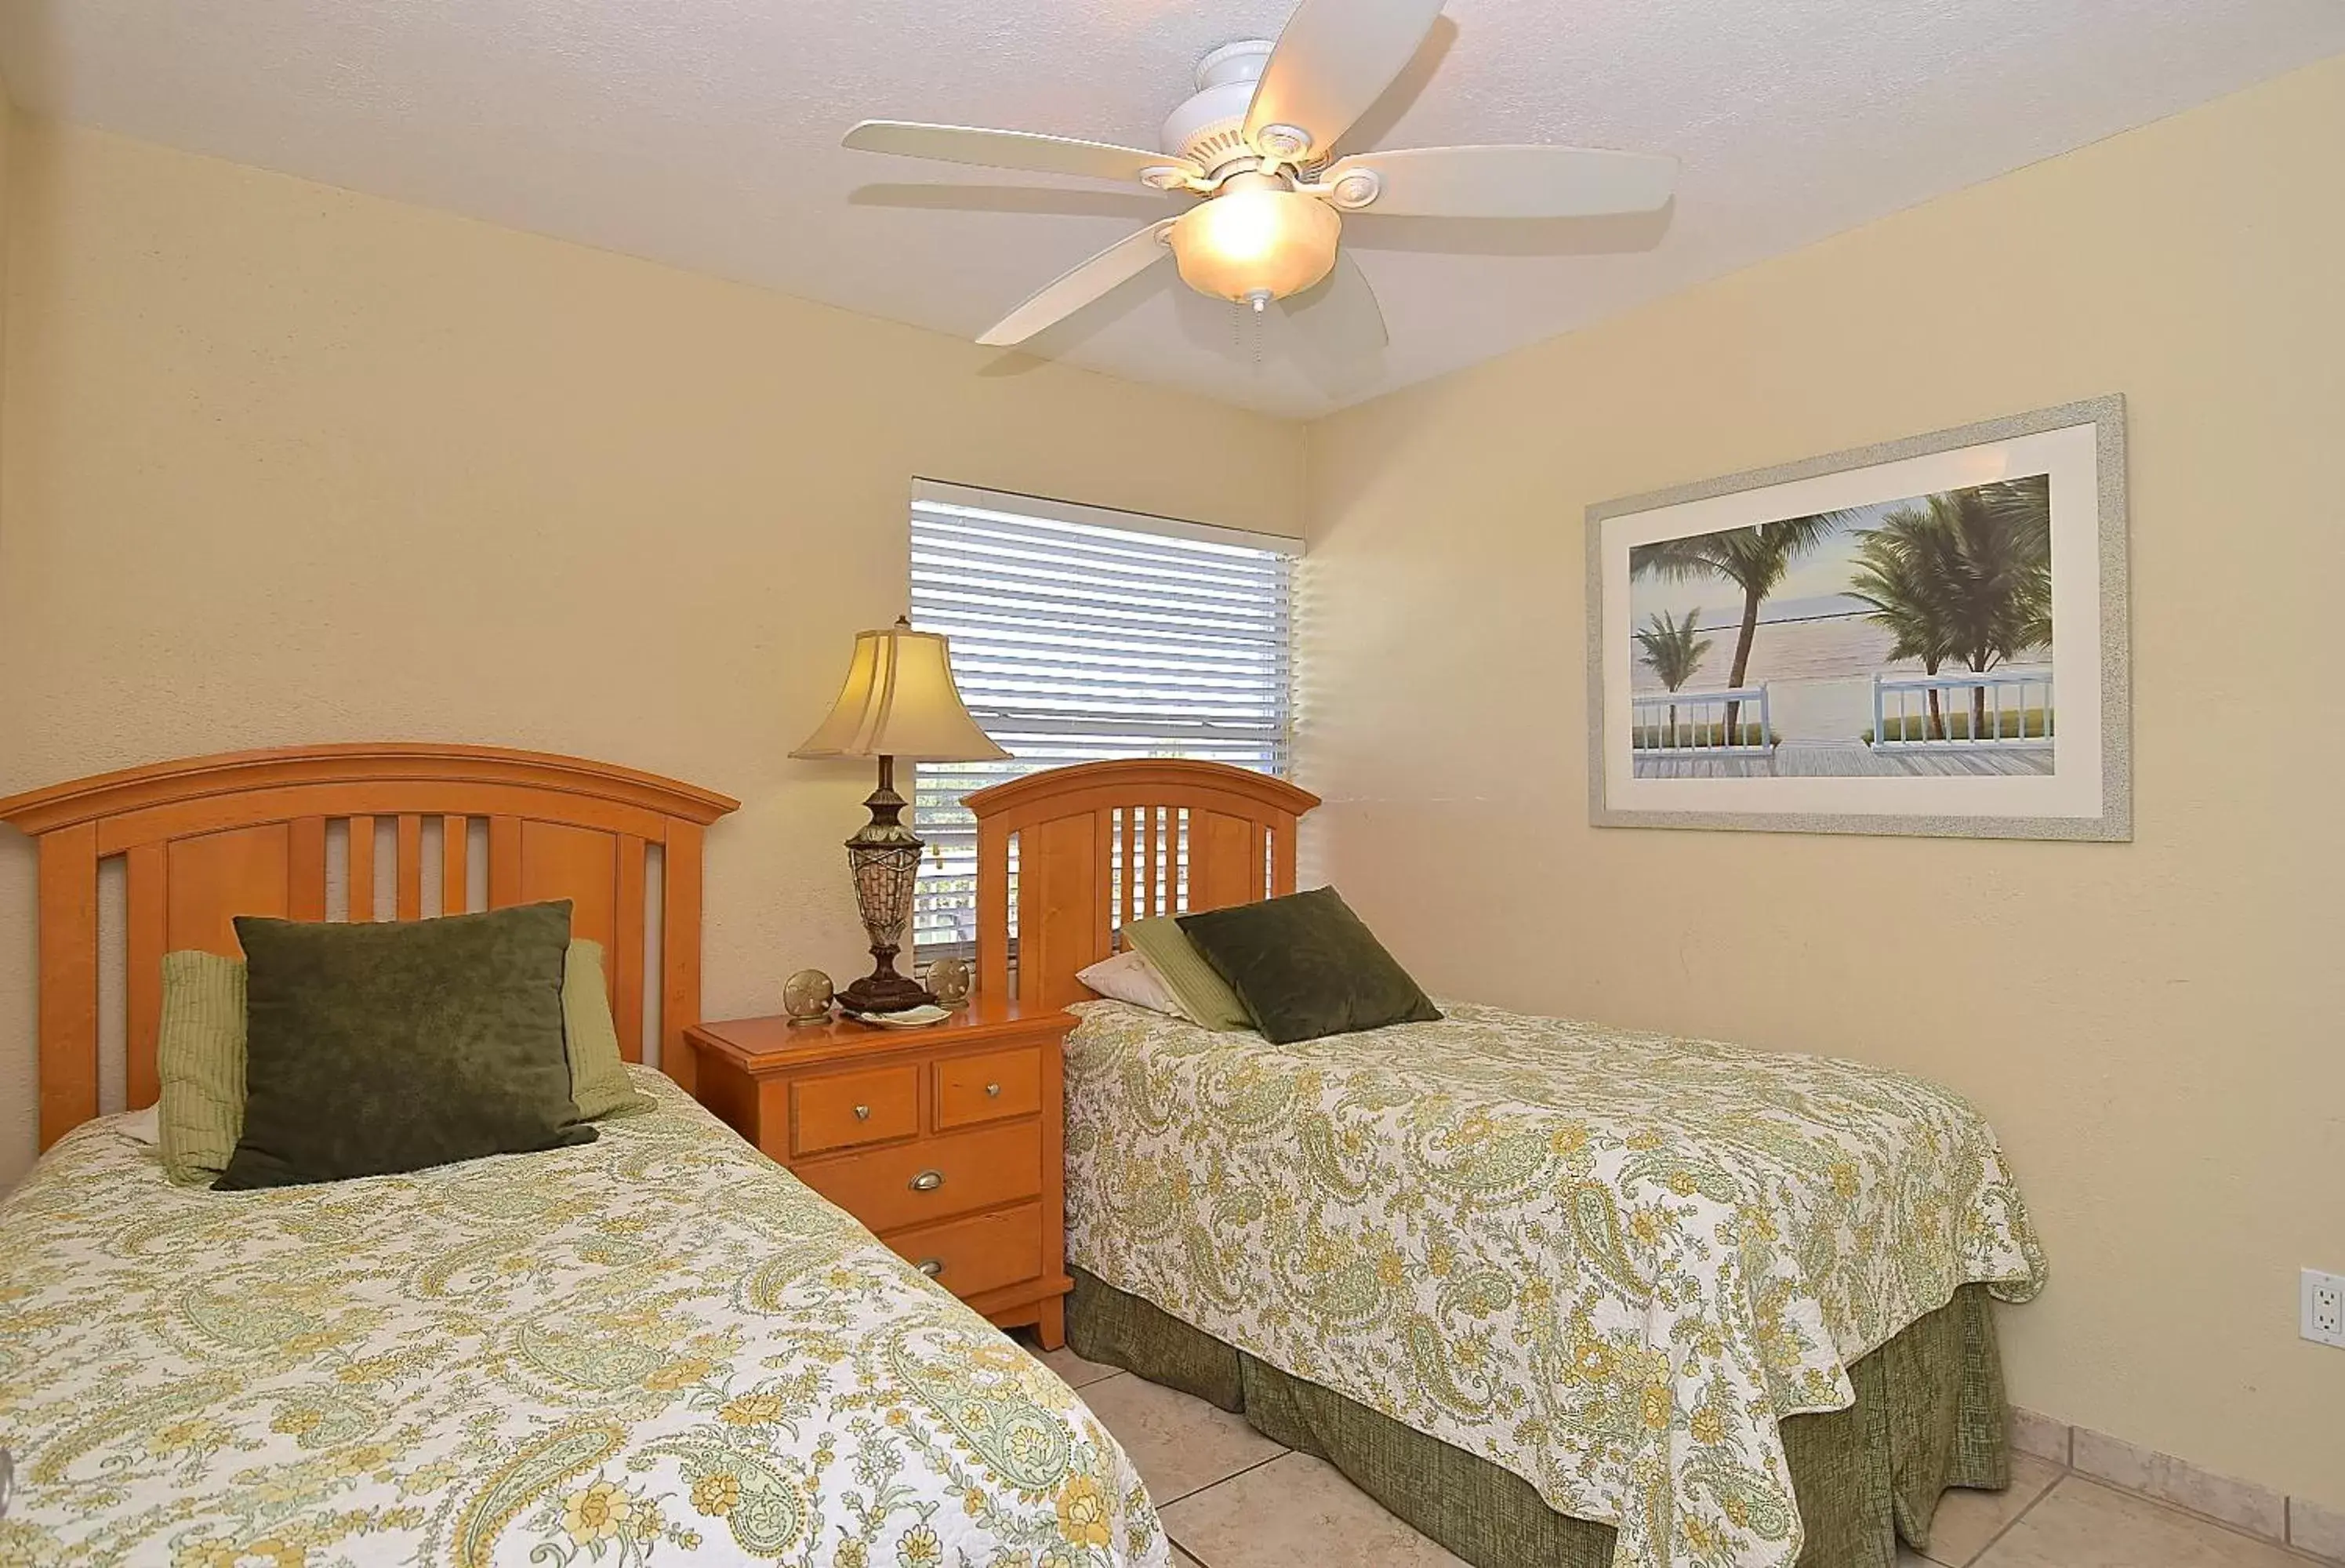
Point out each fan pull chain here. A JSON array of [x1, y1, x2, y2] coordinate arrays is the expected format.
[[1235, 291, 1269, 368]]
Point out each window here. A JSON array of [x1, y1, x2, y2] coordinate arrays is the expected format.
[[908, 480, 1298, 957]]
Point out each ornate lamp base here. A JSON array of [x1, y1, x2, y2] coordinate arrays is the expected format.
[[839, 967, 935, 1017], [839, 755, 938, 1015]]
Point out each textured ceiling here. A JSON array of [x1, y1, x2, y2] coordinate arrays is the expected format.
[[3, 1, 2340, 417]]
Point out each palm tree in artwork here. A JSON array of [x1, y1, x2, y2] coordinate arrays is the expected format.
[[1848, 516, 1957, 739], [1631, 514, 1843, 738], [1634, 608, 1712, 745], [1978, 474, 2053, 566], [1850, 476, 2053, 737]]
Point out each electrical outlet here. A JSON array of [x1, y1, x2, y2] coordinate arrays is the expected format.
[[2305, 1269, 2345, 1348]]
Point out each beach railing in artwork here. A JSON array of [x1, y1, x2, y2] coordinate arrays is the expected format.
[[1872, 673, 2053, 747], [1631, 686, 1771, 754]]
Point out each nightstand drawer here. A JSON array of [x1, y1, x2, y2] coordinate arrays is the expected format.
[[935, 1045, 1042, 1130], [886, 1202, 1043, 1300], [793, 1064, 919, 1155], [791, 1121, 1042, 1233]]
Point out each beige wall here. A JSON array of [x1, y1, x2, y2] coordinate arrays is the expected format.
[[1300, 53, 2345, 1505], [0, 90, 13, 514], [0, 121, 1305, 1185]]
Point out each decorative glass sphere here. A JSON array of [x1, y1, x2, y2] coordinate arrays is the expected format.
[[782, 969, 835, 1025], [927, 956, 973, 1007]]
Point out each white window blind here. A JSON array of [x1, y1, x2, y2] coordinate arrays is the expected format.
[[909, 480, 1298, 957]]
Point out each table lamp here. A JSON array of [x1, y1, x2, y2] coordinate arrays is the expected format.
[[793, 617, 1009, 1014]]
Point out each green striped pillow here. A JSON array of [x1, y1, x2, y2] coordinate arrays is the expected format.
[[1122, 915, 1253, 1032], [562, 939, 654, 1120], [155, 936, 648, 1184], [158, 952, 247, 1185]]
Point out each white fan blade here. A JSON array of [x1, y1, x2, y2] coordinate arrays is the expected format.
[[1243, 0, 1447, 161], [978, 223, 1174, 347], [845, 121, 1201, 186], [1282, 249, 1388, 356], [1324, 144, 1678, 218]]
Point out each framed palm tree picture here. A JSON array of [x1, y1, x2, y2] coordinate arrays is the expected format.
[[1586, 396, 2129, 839]]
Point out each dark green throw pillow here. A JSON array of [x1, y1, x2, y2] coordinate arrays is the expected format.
[[216, 901, 595, 1189], [1176, 887, 1441, 1045]]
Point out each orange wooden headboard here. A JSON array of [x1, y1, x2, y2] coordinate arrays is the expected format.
[[0, 743, 739, 1149], [964, 760, 1319, 1012]]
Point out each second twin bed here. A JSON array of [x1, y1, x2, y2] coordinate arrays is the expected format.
[[967, 759, 2044, 1568]]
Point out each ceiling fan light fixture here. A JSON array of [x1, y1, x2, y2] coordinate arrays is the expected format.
[[1166, 173, 1341, 305], [842, 0, 1679, 354]]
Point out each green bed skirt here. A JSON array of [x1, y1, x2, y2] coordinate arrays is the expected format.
[[1069, 1267, 2011, 1568]]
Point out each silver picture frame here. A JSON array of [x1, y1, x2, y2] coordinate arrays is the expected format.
[[1585, 395, 2130, 840]]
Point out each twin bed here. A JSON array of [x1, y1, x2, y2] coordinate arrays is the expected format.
[[4, 1070, 1156, 1568], [962, 760, 2045, 1568], [0, 748, 1163, 1568], [0, 746, 2042, 1568]]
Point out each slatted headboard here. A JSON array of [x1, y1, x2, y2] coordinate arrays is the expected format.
[[964, 760, 1320, 1012], [0, 743, 739, 1149]]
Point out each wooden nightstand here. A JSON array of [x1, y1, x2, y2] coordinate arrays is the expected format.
[[686, 997, 1076, 1348]]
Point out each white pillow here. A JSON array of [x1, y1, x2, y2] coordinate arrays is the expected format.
[[118, 1105, 162, 1146], [1076, 949, 1192, 1022]]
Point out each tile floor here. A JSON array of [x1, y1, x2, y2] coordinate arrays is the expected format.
[[1019, 1336, 2331, 1568]]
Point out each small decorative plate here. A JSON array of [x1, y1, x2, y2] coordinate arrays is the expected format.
[[846, 1004, 954, 1029]]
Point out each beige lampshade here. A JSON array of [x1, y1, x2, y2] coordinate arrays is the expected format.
[[1167, 172, 1341, 304], [791, 620, 1009, 763]]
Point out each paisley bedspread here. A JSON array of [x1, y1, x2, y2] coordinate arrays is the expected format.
[[0, 1069, 1165, 1568], [1062, 1000, 2044, 1568]]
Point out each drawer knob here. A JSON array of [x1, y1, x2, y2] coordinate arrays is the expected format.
[[909, 1169, 945, 1192], [853, 1105, 871, 1121], [985, 1083, 1001, 1098], [916, 1258, 944, 1278]]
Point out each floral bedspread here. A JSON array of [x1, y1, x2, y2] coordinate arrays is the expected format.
[[0, 1069, 1164, 1568], [1062, 1000, 2044, 1568]]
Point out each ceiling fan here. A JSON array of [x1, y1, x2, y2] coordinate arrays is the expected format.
[[842, 0, 1677, 353]]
